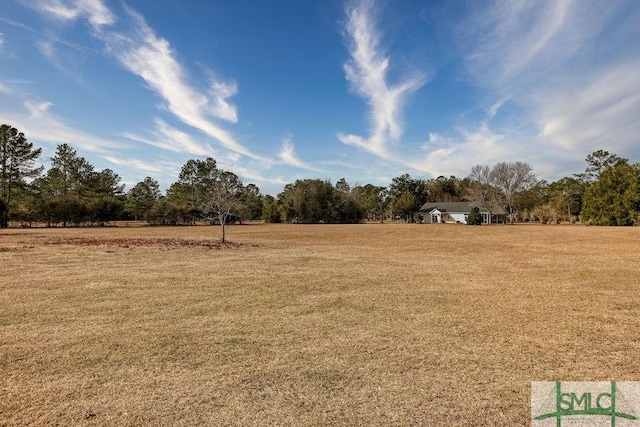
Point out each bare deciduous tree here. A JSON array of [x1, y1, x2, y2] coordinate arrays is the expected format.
[[491, 161, 537, 223], [466, 164, 499, 217], [207, 170, 244, 243], [466, 162, 537, 224]]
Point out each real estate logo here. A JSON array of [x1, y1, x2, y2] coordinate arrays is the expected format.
[[532, 381, 640, 426]]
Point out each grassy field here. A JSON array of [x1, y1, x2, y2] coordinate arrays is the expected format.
[[1, 223, 639, 426]]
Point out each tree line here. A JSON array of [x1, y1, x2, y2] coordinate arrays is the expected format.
[[2, 124, 639, 229]]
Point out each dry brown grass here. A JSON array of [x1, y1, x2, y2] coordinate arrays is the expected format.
[[1, 223, 639, 426]]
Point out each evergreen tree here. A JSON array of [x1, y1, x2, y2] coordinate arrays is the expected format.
[[240, 183, 264, 221], [0, 125, 43, 228], [582, 161, 640, 225], [39, 144, 95, 226], [466, 207, 483, 225], [262, 195, 282, 223], [278, 179, 364, 224], [389, 174, 427, 222], [126, 177, 161, 221], [167, 158, 219, 223]]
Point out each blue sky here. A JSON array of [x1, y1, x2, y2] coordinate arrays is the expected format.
[[1, 0, 639, 195]]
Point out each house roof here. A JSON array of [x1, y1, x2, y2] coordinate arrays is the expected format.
[[419, 202, 491, 213]]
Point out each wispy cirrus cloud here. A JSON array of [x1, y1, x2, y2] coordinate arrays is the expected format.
[[459, 1, 576, 93], [278, 137, 325, 172], [463, 3, 637, 97], [104, 155, 178, 176], [123, 118, 216, 157], [31, 29, 100, 88], [410, 125, 510, 177], [226, 165, 271, 184], [26, 0, 262, 161], [421, 0, 640, 177], [28, 0, 115, 29], [35, 38, 77, 79], [536, 59, 640, 155], [98, 5, 260, 160], [337, 0, 427, 158], [206, 72, 238, 123], [0, 16, 97, 58], [1, 99, 124, 153], [36, 39, 55, 58]]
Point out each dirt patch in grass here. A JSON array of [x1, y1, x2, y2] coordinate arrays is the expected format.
[[43, 237, 248, 249]]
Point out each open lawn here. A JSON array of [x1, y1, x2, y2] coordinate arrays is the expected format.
[[1, 223, 639, 426]]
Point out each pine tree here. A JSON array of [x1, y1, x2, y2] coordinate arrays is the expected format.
[[0, 125, 43, 228]]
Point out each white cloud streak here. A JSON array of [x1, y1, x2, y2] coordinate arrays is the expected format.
[[36, 39, 55, 59], [460, 1, 576, 92], [338, 0, 426, 158], [422, 0, 640, 177], [278, 137, 324, 172], [227, 166, 270, 184], [98, 6, 260, 159], [104, 156, 177, 176], [409, 125, 508, 176], [457, 1, 638, 106], [537, 60, 640, 154], [1, 99, 124, 153], [29, 0, 116, 29], [208, 77, 238, 123], [122, 118, 216, 157], [26, 0, 262, 161]]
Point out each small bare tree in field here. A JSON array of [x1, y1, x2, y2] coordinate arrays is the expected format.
[[206, 170, 244, 243]]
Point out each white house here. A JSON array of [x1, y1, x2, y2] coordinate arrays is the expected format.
[[419, 202, 499, 224]]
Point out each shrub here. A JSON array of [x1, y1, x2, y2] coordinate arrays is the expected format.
[[466, 207, 483, 225]]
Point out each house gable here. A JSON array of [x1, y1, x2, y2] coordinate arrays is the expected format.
[[419, 202, 490, 214], [419, 202, 493, 224]]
